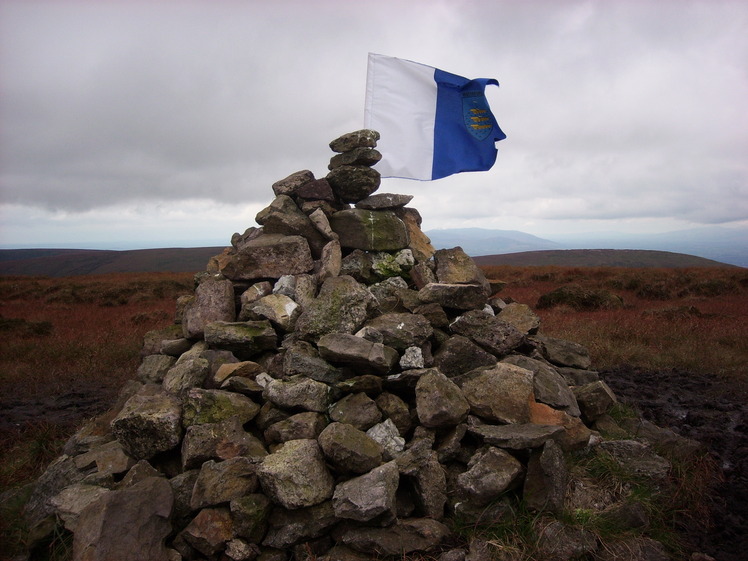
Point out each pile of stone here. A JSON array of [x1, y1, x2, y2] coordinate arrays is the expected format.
[[23, 130, 702, 561]]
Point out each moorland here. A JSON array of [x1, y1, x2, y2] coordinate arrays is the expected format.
[[0, 263, 746, 560]]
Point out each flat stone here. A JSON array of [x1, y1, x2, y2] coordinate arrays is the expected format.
[[355, 193, 413, 210], [468, 423, 564, 449], [318, 333, 399, 375], [329, 129, 380, 153], [271, 170, 315, 197], [217, 234, 315, 281], [330, 208, 408, 251], [318, 422, 384, 474], [449, 310, 524, 357]]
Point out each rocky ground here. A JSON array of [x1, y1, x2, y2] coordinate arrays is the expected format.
[[2, 366, 745, 560], [601, 367, 748, 561]]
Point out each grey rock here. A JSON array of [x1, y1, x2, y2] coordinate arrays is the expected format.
[[366, 418, 406, 459], [297, 178, 336, 201], [138, 354, 177, 384], [255, 194, 327, 257], [318, 333, 399, 375], [433, 247, 490, 292], [417, 282, 490, 311], [257, 439, 335, 509], [595, 440, 671, 480], [364, 312, 433, 351], [460, 363, 534, 424], [556, 366, 600, 385], [182, 388, 260, 427], [333, 460, 399, 522], [181, 417, 267, 470], [162, 357, 210, 394], [396, 207, 436, 264], [272, 170, 315, 197], [264, 412, 328, 444], [249, 293, 301, 332], [218, 234, 315, 281], [434, 335, 497, 377], [400, 346, 425, 369], [295, 276, 376, 341], [523, 440, 568, 513], [264, 376, 331, 412], [73, 440, 134, 477], [168, 470, 199, 522], [179, 506, 234, 557], [573, 380, 617, 422], [326, 166, 381, 203], [318, 422, 384, 474], [497, 302, 541, 335], [335, 518, 450, 556], [72, 477, 173, 561], [355, 192, 412, 210], [181, 277, 236, 339], [111, 385, 182, 460], [317, 238, 343, 282], [329, 129, 379, 153], [449, 310, 524, 357], [330, 147, 382, 169], [534, 334, 592, 370], [238, 282, 273, 320], [329, 392, 383, 431], [502, 355, 581, 416], [468, 423, 564, 449], [456, 447, 523, 507], [230, 493, 273, 543], [203, 320, 277, 361], [282, 340, 343, 384], [190, 457, 258, 509], [50, 484, 111, 532], [375, 392, 412, 436], [262, 500, 338, 549], [415, 368, 470, 428], [329, 209, 408, 251]]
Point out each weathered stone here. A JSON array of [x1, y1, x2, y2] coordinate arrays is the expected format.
[[502, 355, 581, 416], [203, 320, 277, 361], [262, 500, 338, 549], [318, 333, 399, 375], [73, 440, 134, 476], [433, 335, 497, 377], [333, 460, 399, 522], [181, 417, 267, 470], [318, 422, 384, 474], [340, 249, 378, 284], [230, 493, 273, 543], [366, 419, 406, 459], [190, 457, 258, 509], [364, 312, 433, 351], [535, 520, 597, 561], [409, 451, 447, 519], [218, 234, 315, 281], [335, 518, 450, 555], [329, 209, 408, 251], [138, 354, 177, 384], [395, 207, 435, 264], [329, 392, 383, 431], [182, 388, 260, 427], [296, 178, 336, 201], [181, 277, 236, 339], [238, 282, 274, 320], [449, 310, 524, 357], [415, 368, 470, 428], [595, 440, 671, 480], [330, 147, 382, 169], [370, 250, 414, 280], [573, 380, 617, 422], [336, 374, 383, 395], [119, 459, 161, 487], [329, 129, 379, 153], [534, 334, 592, 370], [317, 238, 343, 282], [180, 506, 234, 557], [417, 283, 489, 311], [355, 192, 412, 210], [460, 363, 534, 424], [375, 392, 412, 436], [433, 248, 490, 291], [556, 366, 600, 385], [497, 302, 541, 335], [523, 440, 568, 514], [162, 357, 210, 394], [255, 195, 327, 256], [468, 423, 564, 449], [326, 166, 381, 203], [257, 439, 335, 509], [73, 477, 173, 561], [272, 170, 315, 197], [282, 340, 342, 384], [436, 424, 468, 463], [264, 376, 331, 412], [295, 276, 376, 341], [400, 346, 425, 369], [212, 360, 264, 387], [224, 539, 261, 561], [264, 412, 328, 444], [160, 337, 192, 357], [456, 447, 523, 507], [249, 293, 301, 332], [111, 385, 183, 460], [529, 401, 593, 451], [168, 469, 199, 523], [50, 484, 111, 532]]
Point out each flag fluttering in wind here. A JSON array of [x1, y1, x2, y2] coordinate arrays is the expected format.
[[364, 53, 506, 181]]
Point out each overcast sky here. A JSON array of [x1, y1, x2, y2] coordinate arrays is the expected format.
[[1, 0, 746, 249]]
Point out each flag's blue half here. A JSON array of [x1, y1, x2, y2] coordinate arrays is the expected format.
[[364, 53, 506, 181]]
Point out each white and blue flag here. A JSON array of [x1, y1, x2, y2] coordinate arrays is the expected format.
[[364, 53, 506, 181]]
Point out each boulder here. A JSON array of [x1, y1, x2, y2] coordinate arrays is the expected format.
[[332, 461, 399, 522], [326, 166, 381, 203], [181, 277, 235, 339], [317, 333, 399, 375], [456, 447, 523, 507], [190, 457, 258, 509], [415, 369, 470, 428], [449, 310, 524, 357], [217, 234, 315, 281], [203, 320, 277, 361], [460, 363, 534, 424], [329, 209, 408, 251], [318, 422, 384, 474]]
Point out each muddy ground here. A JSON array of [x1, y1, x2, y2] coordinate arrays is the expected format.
[[2, 368, 746, 561], [601, 367, 748, 561]]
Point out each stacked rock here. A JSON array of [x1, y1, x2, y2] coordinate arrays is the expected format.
[[22, 130, 698, 561]]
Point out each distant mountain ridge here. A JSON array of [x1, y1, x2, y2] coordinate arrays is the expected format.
[[425, 226, 747, 267]]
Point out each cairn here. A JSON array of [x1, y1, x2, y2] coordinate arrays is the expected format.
[[22, 130, 701, 561]]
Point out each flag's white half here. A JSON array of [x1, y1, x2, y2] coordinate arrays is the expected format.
[[364, 53, 506, 181]]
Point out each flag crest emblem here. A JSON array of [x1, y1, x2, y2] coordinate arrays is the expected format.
[[462, 91, 494, 140]]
